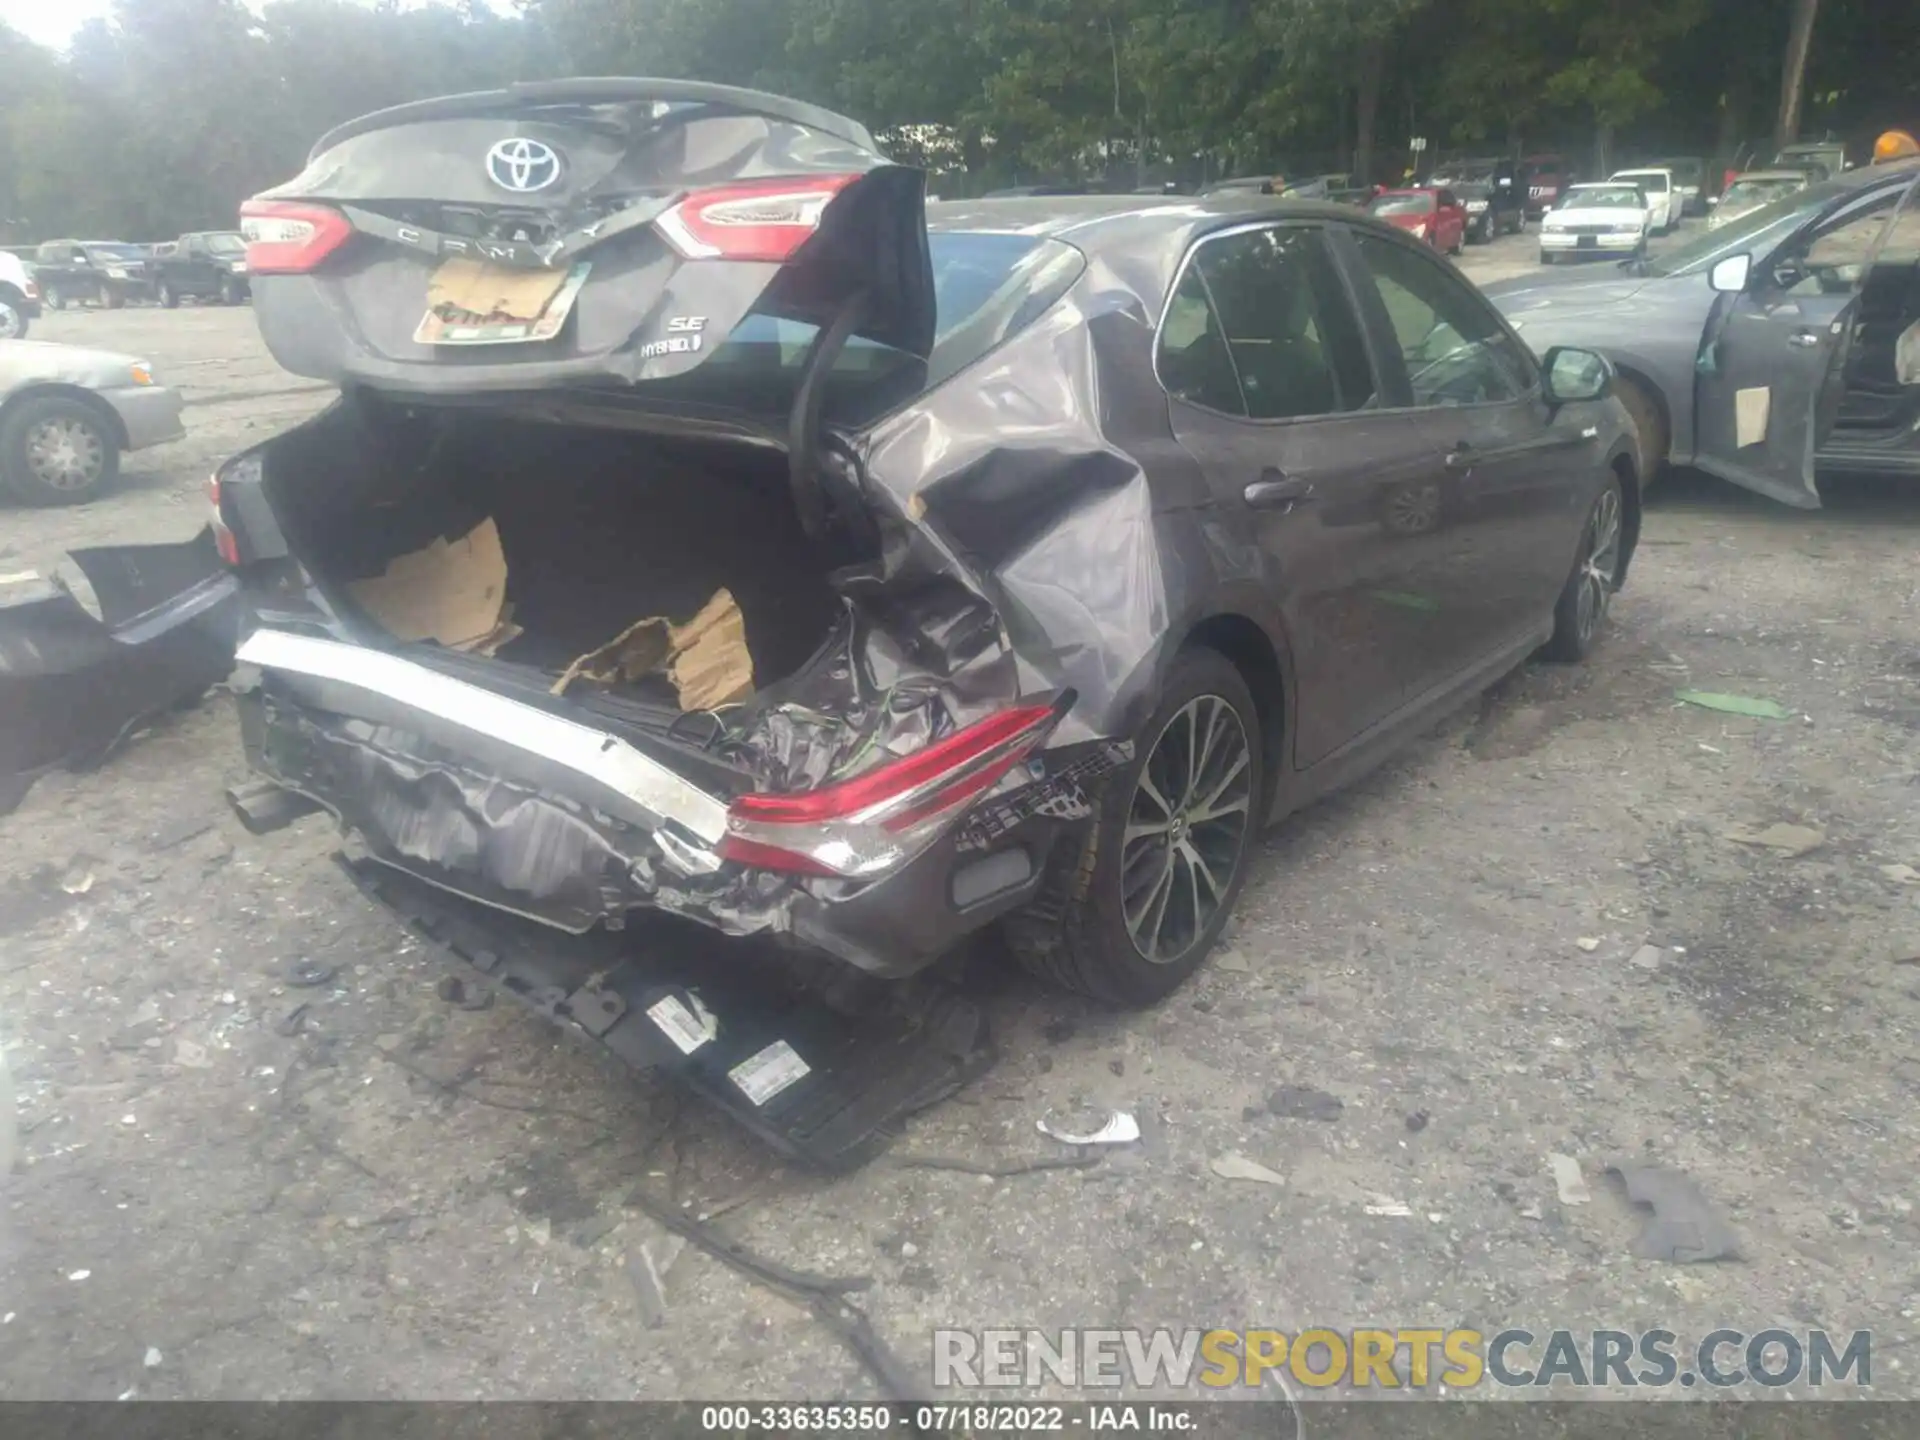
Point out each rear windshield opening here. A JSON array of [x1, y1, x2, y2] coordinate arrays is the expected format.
[[645, 230, 1085, 423], [1370, 194, 1436, 216]]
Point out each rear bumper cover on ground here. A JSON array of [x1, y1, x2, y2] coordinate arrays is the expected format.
[[0, 529, 242, 813]]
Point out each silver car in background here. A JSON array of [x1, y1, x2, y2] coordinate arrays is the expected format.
[[0, 340, 185, 504]]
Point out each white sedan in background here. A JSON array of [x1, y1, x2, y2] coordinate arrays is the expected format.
[[1608, 167, 1683, 232], [1537, 182, 1653, 264]]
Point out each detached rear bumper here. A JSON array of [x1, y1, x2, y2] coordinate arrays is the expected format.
[[0, 530, 241, 812], [236, 627, 1114, 978]]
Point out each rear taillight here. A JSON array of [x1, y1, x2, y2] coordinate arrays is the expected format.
[[718, 702, 1064, 878], [206, 473, 240, 566], [239, 200, 352, 275], [655, 174, 862, 263]]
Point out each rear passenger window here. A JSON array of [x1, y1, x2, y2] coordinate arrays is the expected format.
[[1157, 226, 1376, 420], [1351, 231, 1536, 406], [1156, 265, 1246, 415]]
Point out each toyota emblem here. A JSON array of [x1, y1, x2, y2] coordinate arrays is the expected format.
[[485, 138, 562, 194]]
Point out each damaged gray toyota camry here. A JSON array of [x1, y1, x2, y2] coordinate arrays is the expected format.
[[4, 80, 1642, 1164]]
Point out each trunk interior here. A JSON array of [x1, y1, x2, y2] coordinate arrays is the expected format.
[[264, 402, 849, 712]]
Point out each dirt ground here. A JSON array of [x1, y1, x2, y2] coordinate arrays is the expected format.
[[3, 226, 1919, 1404]]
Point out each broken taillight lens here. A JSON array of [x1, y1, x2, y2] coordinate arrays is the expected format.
[[655, 174, 862, 263], [206, 473, 240, 567], [719, 702, 1064, 878], [240, 200, 352, 275]]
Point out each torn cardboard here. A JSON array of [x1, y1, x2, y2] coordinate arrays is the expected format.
[[550, 588, 754, 712], [347, 518, 516, 653], [426, 258, 568, 325]]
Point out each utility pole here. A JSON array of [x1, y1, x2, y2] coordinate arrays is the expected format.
[[1775, 0, 1820, 148]]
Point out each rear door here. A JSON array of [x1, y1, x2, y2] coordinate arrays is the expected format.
[[241, 80, 935, 394], [1157, 221, 1453, 766], [1694, 171, 1920, 507]]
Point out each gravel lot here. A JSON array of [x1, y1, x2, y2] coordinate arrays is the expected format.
[[3, 223, 1919, 1403]]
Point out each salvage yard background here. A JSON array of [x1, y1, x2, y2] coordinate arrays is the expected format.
[[4, 230, 1920, 1398]]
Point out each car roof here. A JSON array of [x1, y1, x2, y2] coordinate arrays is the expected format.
[[926, 193, 1423, 311], [1611, 166, 1671, 175], [1729, 170, 1810, 182]]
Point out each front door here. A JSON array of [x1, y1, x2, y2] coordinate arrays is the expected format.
[[1693, 171, 1920, 507], [1337, 227, 1592, 701], [1157, 221, 1437, 767]]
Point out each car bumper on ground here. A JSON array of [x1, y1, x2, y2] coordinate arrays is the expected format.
[[103, 384, 187, 451], [0, 529, 242, 813], [1540, 230, 1642, 253]]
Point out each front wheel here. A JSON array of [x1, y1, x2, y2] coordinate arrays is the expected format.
[[159, 281, 179, 309], [1005, 647, 1266, 1006], [219, 277, 242, 305], [0, 294, 26, 340], [0, 396, 120, 506], [42, 285, 63, 311], [1543, 474, 1625, 663], [1540, 251, 1556, 266]]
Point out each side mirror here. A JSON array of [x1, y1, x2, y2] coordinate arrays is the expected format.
[[1708, 253, 1752, 293], [1542, 346, 1613, 404]]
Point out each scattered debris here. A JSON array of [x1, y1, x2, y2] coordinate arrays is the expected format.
[[1519, 1203, 1544, 1220], [1037, 1111, 1141, 1147], [1548, 1153, 1591, 1205], [285, 959, 336, 989], [625, 1248, 671, 1329], [1040, 1019, 1076, 1044], [1108, 1058, 1126, 1077], [1608, 1163, 1742, 1263], [1722, 822, 1827, 858], [1880, 864, 1919, 884], [143, 1348, 162, 1369], [1405, 1110, 1430, 1133], [1363, 1195, 1414, 1218], [273, 1004, 310, 1039], [1894, 955, 1920, 968], [1676, 690, 1789, 720], [1210, 1153, 1286, 1188], [1267, 1086, 1343, 1122], [435, 974, 494, 1010], [172, 1039, 210, 1069], [1575, 937, 1602, 953], [624, 1185, 922, 1403], [1212, 947, 1253, 974], [149, 815, 216, 851], [1629, 944, 1665, 971], [68, 1270, 91, 1282], [58, 864, 95, 896], [891, 1152, 1103, 1180]]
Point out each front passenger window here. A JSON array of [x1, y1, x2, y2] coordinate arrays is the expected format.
[[1351, 232, 1535, 406]]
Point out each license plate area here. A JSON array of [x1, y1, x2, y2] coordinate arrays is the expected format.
[[414, 260, 591, 345]]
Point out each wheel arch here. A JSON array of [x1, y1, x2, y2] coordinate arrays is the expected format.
[[0, 384, 131, 452], [1181, 609, 1289, 803], [1608, 446, 1642, 584], [1611, 362, 1672, 470]]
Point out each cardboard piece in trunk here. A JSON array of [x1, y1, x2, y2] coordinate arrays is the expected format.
[[549, 588, 755, 713], [346, 518, 511, 652]]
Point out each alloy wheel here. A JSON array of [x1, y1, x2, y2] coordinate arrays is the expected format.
[[24, 416, 107, 492], [1121, 694, 1254, 964], [1575, 485, 1623, 645], [0, 300, 21, 339]]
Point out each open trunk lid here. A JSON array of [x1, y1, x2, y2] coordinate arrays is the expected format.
[[242, 78, 936, 393]]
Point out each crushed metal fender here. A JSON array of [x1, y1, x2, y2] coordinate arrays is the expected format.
[[0, 528, 242, 814], [341, 854, 996, 1172]]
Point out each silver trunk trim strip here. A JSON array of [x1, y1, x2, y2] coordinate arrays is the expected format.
[[236, 628, 731, 845]]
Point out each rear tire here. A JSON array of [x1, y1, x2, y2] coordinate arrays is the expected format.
[[42, 286, 63, 311], [1543, 474, 1624, 663], [0, 293, 26, 340], [219, 277, 241, 305], [1004, 647, 1266, 1006], [159, 281, 179, 309], [1540, 251, 1555, 265]]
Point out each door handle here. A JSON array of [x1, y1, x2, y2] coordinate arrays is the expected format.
[[1443, 444, 1475, 471], [1244, 472, 1316, 508], [1787, 330, 1822, 349]]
